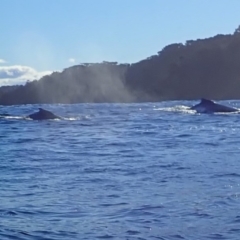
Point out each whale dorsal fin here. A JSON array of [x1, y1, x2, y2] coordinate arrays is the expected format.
[[38, 108, 46, 112], [200, 98, 214, 104]]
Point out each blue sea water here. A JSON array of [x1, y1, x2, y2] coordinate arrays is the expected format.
[[1, 100, 240, 240]]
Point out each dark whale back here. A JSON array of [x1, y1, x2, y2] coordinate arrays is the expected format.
[[28, 108, 60, 120], [191, 98, 238, 113]]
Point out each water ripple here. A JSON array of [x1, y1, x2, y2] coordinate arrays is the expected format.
[[0, 101, 240, 239]]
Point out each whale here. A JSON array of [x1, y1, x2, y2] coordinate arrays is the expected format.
[[28, 108, 61, 120], [190, 98, 239, 113]]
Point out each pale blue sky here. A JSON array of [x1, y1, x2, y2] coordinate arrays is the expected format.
[[1, 0, 240, 81]]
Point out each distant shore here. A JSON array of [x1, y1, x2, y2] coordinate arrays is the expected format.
[[1, 26, 240, 105]]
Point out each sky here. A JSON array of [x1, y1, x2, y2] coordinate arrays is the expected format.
[[1, 0, 240, 85]]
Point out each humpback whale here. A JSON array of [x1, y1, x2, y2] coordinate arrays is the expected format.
[[28, 108, 61, 120], [191, 98, 238, 113]]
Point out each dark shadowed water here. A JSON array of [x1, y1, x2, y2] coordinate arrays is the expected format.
[[1, 100, 240, 240]]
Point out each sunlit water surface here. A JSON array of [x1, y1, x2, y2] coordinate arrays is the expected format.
[[1, 100, 240, 240]]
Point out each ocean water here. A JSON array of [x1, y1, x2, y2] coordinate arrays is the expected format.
[[1, 100, 240, 240]]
